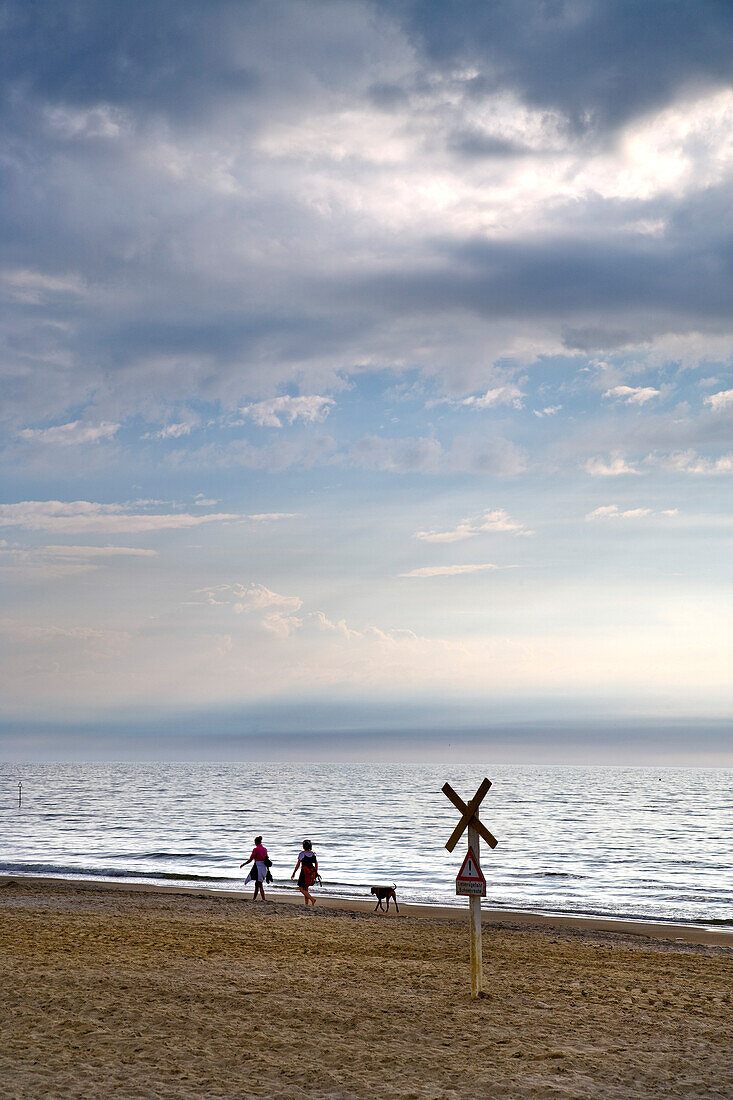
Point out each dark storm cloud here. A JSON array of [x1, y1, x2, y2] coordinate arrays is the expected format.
[[350, 188, 733, 336], [395, 0, 733, 133], [0, 0, 731, 436], [4, 1, 731, 132], [0, 0, 261, 124], [446, 130, 531, 159]]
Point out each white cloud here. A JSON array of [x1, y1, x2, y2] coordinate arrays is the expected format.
[[586, 505, 651, 520], [1, 620, 131, 645], [247, 513, 298, 522], [603, 386, 660, 405], [0, 543, 157, 579], [461, 385, 524, 410], [2, 267, 86, 304], [231, 582, 303, 615], [18, 421, 120, 445], [260, 613, 303, 638], [346, 434, 443, 474], [196, 581, 304, 636], [586, 505, 679, 521], [400, 563, 501, 577], [648, 450, 733, 475], [44, 103, 129, 141], [704, 389, 733, 412], [149, 422, 195, 439], [415, 508, 530, 543], [584, 454, 640, 476], [0, 500, 242, 533], [38, 545, 157, 558], [533, 405, 562, 417], [239, 395, 335, 428]]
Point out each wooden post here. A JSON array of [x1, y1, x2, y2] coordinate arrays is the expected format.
[[443, 778, 496, 999], [468, 820, 483, 998], [17, 781, 22, 809]]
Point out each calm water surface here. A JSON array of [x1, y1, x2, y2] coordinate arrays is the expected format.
[[0, 763, 731, 926]]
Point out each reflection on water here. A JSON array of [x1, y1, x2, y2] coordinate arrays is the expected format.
[[0, 762, 731, 924]]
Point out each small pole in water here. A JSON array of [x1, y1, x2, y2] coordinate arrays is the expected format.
[[17, 781, 22, 809]]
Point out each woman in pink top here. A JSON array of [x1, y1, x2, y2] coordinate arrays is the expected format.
[[240, 835, 268, 901]]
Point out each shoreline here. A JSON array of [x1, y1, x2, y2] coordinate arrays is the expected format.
[[3, 873, 731, 947], [2, 875, 732, 1097]]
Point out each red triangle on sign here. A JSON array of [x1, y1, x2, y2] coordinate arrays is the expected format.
[[456, 845, 486, 884]]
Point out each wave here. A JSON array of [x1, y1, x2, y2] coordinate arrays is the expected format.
[[532, 872, 587, 879], [117, 852, 212, 861], [0, 862, 236, 883], [0, 862, 389, 893]]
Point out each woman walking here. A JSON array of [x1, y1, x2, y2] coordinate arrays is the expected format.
[[291, 839, 318, 906], [240, 835, 268, 901]]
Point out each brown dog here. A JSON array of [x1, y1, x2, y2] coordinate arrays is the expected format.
[[370, 885, 398, 912]]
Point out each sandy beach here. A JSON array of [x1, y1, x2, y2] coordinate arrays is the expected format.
[[1, 878, 731, 1098]]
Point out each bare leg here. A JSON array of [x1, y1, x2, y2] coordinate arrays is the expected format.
[[298, 886, 308, 905]]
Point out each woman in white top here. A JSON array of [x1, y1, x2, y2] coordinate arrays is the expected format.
[[291, 839, 318, 906]]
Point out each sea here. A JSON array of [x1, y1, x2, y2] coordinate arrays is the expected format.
[[1, 762, 731, 927]]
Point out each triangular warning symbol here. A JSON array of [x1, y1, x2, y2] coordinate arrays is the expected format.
[[456, 845, 486, 883]]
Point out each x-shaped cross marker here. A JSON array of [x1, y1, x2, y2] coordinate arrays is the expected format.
[[442, 777, 498, 853]]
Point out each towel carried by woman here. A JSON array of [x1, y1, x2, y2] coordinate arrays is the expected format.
[[240, 836, 269, 901]]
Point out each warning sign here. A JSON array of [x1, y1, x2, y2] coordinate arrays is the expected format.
[[456, 846, 486, 897]]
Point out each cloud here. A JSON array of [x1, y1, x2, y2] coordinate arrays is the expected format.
[[35, 545, 156, 558], [173, 436, 339, 472], [586, 504, 682, 521], [247, 513, 298, 522], [704, 389, 733, 412], [461, 385, 524, 410], [346, 435, 444, 474], [414, 508, 530, 543], [2, 267, 86, 304], [0, 543, 157, 578], [1, 1, 732, 438], [239, 395, 335, 428], [400, 563, 501, 578], [0, 500, 242, 533], [603, 386, 660, 405], [586, 505, 651, 520], [230, 583, 303, 615], [196, 581, 304, 636], [18, 421, 120, 445], [533, 405, 561, 418], [344, 435, 527, 477], [402, 1, 733, 135], [585, 454, 640, 476], [648, 450, 733, 475], [147, 422, 196, 440]]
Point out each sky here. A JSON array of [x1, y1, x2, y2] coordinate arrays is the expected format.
[[1, 0, 732, 763]]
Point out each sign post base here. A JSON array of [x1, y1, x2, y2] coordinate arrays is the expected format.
[[468, 821, 483, 998]]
